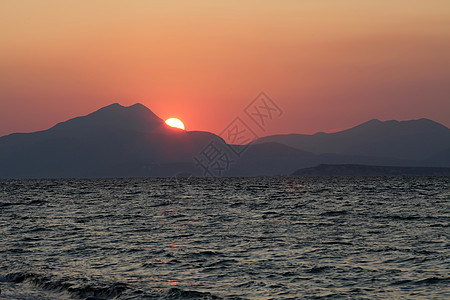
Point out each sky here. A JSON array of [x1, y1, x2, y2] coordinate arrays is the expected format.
[[1, 0, 449, 138]]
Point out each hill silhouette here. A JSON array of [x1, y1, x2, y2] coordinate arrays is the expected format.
[[49, 103, 165, 133], [254, 118, 450, 162], [0, 103, 448, 178], [0, 104, 220, 178]]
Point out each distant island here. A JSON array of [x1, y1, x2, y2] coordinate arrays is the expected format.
[[291, 164, 450, 176]]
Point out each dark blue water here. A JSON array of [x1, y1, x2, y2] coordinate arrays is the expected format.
[[0, 177, 449, 299]]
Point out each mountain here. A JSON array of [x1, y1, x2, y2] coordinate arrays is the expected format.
[[292, 164, 450, 176], [223, 144, 419, 176], [0, 103, 220, 178], [223, 142, 315, 176], [426, 147, 450, 166], [1, 104, 448, 178], [254, 119, 450, 163], [49, 103, 165, 133]]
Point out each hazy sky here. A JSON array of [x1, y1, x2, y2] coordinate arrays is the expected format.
[[1, 0, 449, 137]]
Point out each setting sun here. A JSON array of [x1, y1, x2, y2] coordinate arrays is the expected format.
[[165, 118, 185, 130]]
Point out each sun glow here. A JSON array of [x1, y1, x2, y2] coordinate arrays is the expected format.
[[165, 118, 185, 130]]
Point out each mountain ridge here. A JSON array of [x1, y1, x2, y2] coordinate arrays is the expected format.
[[0, 103, 448, 178], [0, 103, 221, 178], [254, 118, 450, 162]]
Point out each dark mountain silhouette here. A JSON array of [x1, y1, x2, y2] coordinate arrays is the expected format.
[[0, 104, 448, 178], [0, 103, 220, 178], [50, 103, 165, 133], [426, 147, 450, 166], [254, 118, 450, 163], [223, 143, 316, 176], [292, 164, 450, 176], [223, 143, 419, 176]]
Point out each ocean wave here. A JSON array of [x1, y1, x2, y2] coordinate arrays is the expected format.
[[307, 266, 334, 274], [162, 287, 224, 299], [319, 210, 349, 216], [416, 277, 450, 285], [0, 202, 22, 207], [391, 277, 450, 286], [1, 272, 126, 299], [0, 199, 46, 207], [0, 272, 234, 300]]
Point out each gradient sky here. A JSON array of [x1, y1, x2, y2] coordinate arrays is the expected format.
[[1, 0, 449, 138]]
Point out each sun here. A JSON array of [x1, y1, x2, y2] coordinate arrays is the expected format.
[[165, 118, 185, 130]]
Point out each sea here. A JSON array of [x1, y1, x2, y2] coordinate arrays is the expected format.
[[0, 177, 449, 299]]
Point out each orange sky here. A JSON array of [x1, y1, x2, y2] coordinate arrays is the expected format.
[[1, 1, 449, 137]]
